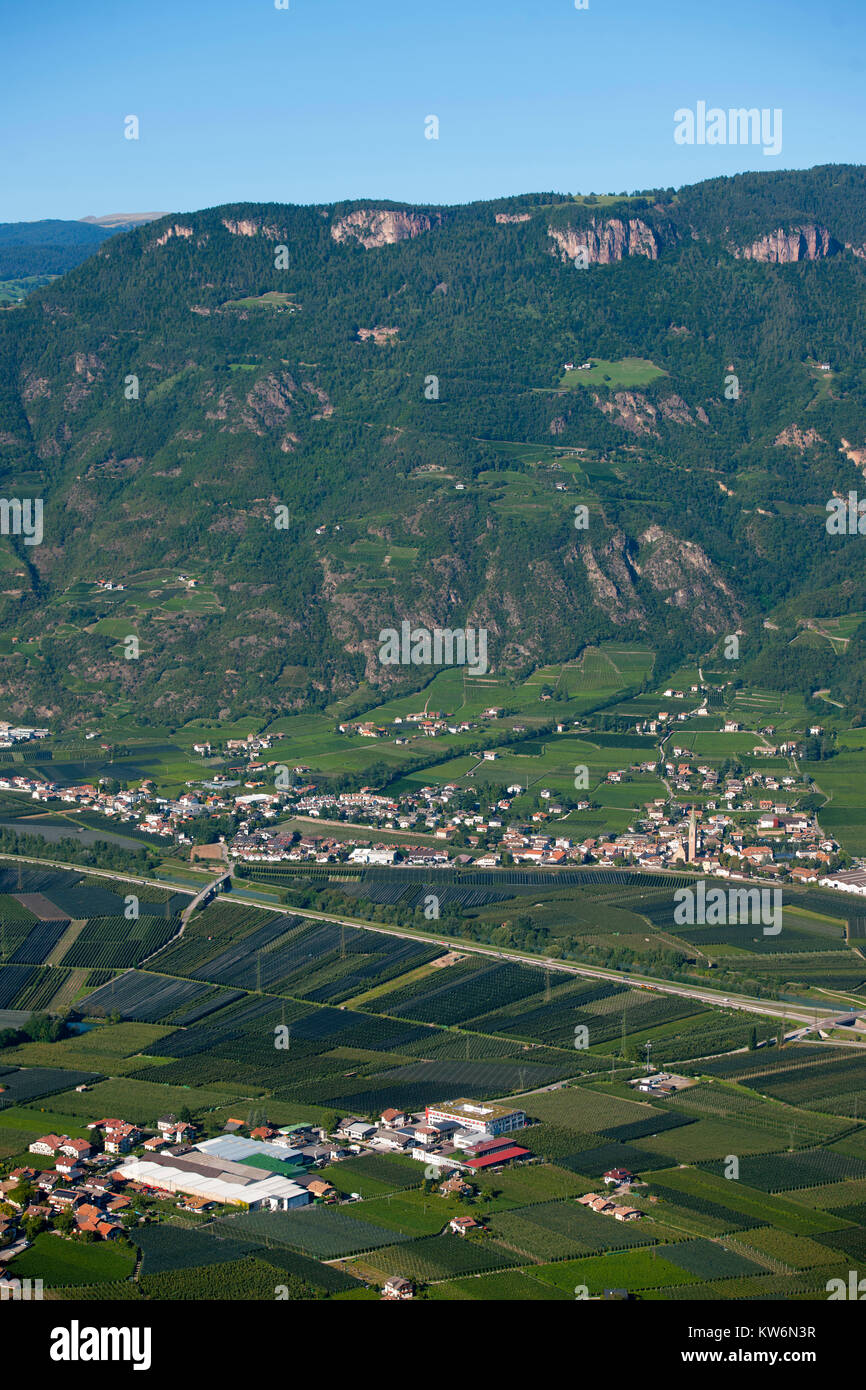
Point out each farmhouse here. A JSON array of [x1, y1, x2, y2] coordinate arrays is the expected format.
[[59, 1139, 92, 1160], [380, 1108, 408, 1128], [449, 1215, 481, 1235], [603, 1167, 635, 1186], [382, 1276, 414, 1300]]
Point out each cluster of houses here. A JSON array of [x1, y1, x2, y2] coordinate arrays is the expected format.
[[334, 1098, 531, 1176], [229, 780, 839, 880], [0, 1112, 342, 1260], [0, 1088, 684, 1301], [0, 689, 850, 889], [575, 1166, 645, 1223], [338, 711, 478, 742], [0, 1093, 535, 1297], [0, 1122, 145, 1246]]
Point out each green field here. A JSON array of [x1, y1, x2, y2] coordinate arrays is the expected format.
[[559, 357, 667, 390], [11, 1232, 136, 1286]]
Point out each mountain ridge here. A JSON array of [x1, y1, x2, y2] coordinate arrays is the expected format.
[[1, 164, 866, 724]]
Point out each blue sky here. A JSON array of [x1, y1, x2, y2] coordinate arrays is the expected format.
[[2, 0, 864, 220]]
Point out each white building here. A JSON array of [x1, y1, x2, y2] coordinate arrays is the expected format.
[[116, 1153, 309, 1211], [425, 1099, 526, 1137], [819, 870, 866, 896]]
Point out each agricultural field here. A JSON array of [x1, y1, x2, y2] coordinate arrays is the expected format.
[[138, 1258, 327, 1301], [700, 1045, 866, 1116], [135, 1225, 256, 1276], [43, 1075, 244, 1124], [351, 1231, 516, 1282], [532, 1248, 699, 1295], [0, 1064, 101, 1104], [489, 1200, 656, 1262], [4, 855, 866, 1303], [10, 1232, 136, 1286], [319, 1152, 423, 1198], [427, 1268, 574, 1300], [700, 1148, 866, 1194], [215, 1206, 413, 1260]]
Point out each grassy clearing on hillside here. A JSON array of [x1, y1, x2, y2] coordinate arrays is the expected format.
[[559, 357, 667, 390]]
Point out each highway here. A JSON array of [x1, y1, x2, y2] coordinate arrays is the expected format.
[[0, 851, 853, 1030]]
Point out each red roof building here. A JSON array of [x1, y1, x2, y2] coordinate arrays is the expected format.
[[463, 1145, 530, 1170]]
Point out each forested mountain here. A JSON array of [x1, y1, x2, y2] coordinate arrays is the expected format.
[[0, 220, 115, 278], [2, 165, 866, 723]]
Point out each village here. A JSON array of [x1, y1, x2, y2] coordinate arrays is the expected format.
[[0, 1091, 653, 1301], [0, 701, 852, 888]]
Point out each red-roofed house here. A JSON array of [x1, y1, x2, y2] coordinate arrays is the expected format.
[[449, 1215, 481, 1236], [103, 1123, 140, 1154], [59, 1138, 92, 1160], [380, 1108, 407, 1128], [603, 1168, 635, 1186], [54, 1156, 83, 1180], [29, 1135, 66, 1156]]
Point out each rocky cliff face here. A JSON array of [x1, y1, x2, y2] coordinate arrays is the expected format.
[[548, 217, 669, 264], [150, 223, 194, 249], [581, 533, 646, 625], [330, 208, 441, 248], [593, 391, 659, 436], [634, 525, 740, 632], [199, 370, 333, 452], [221, 217, 282, 239], [579, 526, 740, 636], [774, 424, 825, 451], [733, 224, 841, 262]]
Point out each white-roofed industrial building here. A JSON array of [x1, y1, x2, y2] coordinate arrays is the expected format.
[[195, 1135, 303, 1165], [117, 1152, 310, 1210]]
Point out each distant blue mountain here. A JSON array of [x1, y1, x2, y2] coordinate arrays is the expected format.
[[0, 219, 115, 277]]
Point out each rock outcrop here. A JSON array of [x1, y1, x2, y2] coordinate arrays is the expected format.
[[65, 352, 105, 411], [331, 208, 440, 248], [839, 438, 866, 477], [733, 225, 841, 262], [221, 217, 282, 239], [150, 224, 194, 249], [635, 524, 740, 632], [774, 424, 825, 451], [659, 394, 697, 426], [593, 391, 659, 436], [581, 533, 646, 625], [548, 217, 669, 265]]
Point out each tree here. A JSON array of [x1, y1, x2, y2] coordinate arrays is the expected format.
[[8, 1180, 34, 1208], [54, 1208, 75, 1236]]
